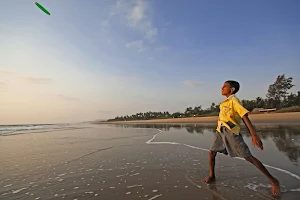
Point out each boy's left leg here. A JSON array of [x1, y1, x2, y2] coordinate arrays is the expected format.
[[244, 156, 280, 196], [221, 127, 280, 196]]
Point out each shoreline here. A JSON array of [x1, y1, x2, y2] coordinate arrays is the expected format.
[[97, 112, 300, 125]]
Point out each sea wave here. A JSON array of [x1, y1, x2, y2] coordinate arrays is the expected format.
[[0, 124, 70, 135]]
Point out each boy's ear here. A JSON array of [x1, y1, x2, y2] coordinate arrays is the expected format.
[[231, 87, 235, 94]]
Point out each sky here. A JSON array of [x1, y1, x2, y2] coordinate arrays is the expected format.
[[0, 0, 299, 124]]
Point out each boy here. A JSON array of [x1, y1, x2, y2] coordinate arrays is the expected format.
[[203, 80, 280, 196]]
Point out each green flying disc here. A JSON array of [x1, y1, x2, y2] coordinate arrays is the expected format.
[[35, 2, 50, 15]]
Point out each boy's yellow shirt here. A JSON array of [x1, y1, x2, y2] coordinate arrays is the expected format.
[[216, 95, 250, 135]]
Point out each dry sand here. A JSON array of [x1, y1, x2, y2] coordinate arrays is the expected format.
[[99, 112, 300, 124]]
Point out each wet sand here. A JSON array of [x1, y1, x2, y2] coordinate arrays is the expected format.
[[1, 124, 300, 200], [98, 112, 300, 124]]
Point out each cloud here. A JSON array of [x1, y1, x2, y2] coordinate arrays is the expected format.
[[127, 0, 145, 26], [125, 40, 145, 52], [0, 70, 16, 77], [23, 77, 54, 84], [166, 20, 172, 26], [57, 94, 79, 101], [127, 0, 157, 41], [0, 72, 55, 87], [103, 0, 158, 42], [0, 80, 7, 88], [154, 45, 168, 52], [183, 80, 203, 87], [98, 110, 113, 113]]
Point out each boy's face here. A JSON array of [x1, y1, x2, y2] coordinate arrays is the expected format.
[[222, 82, 234, 96]]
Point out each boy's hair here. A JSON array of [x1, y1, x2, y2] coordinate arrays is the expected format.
[[226, 80, 240, 94]]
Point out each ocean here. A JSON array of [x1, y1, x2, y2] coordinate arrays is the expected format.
[[0, 123, 72, 135]]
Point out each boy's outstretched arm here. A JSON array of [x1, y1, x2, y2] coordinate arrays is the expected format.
[[242, 114, 264, 150]]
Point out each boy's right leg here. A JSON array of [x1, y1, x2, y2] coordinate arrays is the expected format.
[[203, 150, 217, 183]]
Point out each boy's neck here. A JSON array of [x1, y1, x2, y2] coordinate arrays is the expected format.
[[225, 94, 235, 99]]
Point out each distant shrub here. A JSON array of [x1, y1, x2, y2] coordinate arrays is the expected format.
[[199, 112, 219, 117], [274, 106, 300, 113]]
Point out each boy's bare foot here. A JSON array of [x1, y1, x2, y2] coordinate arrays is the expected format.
[[203, 176, 215, 183], [270, 178, 280, 196]]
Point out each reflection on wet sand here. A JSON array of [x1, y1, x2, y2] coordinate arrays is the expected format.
[[253, 126, 300, 166], [112, 123, 300, 165], [1, 123, 299, 200]]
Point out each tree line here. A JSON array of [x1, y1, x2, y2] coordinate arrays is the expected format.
[[107, 74, 300, 122]]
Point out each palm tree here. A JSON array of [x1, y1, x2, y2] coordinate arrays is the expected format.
[[185, 107, 193, 117]]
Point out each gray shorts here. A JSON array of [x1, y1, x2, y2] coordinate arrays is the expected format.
[[210, 126, 252, 158]]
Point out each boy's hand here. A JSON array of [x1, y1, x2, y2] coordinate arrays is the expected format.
[[242, 115, 264, 151], [252, 134, 263, 150]]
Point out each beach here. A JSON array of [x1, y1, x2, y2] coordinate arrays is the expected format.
[[99, 112, 300, 124], [0, 123, 300, 200]]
